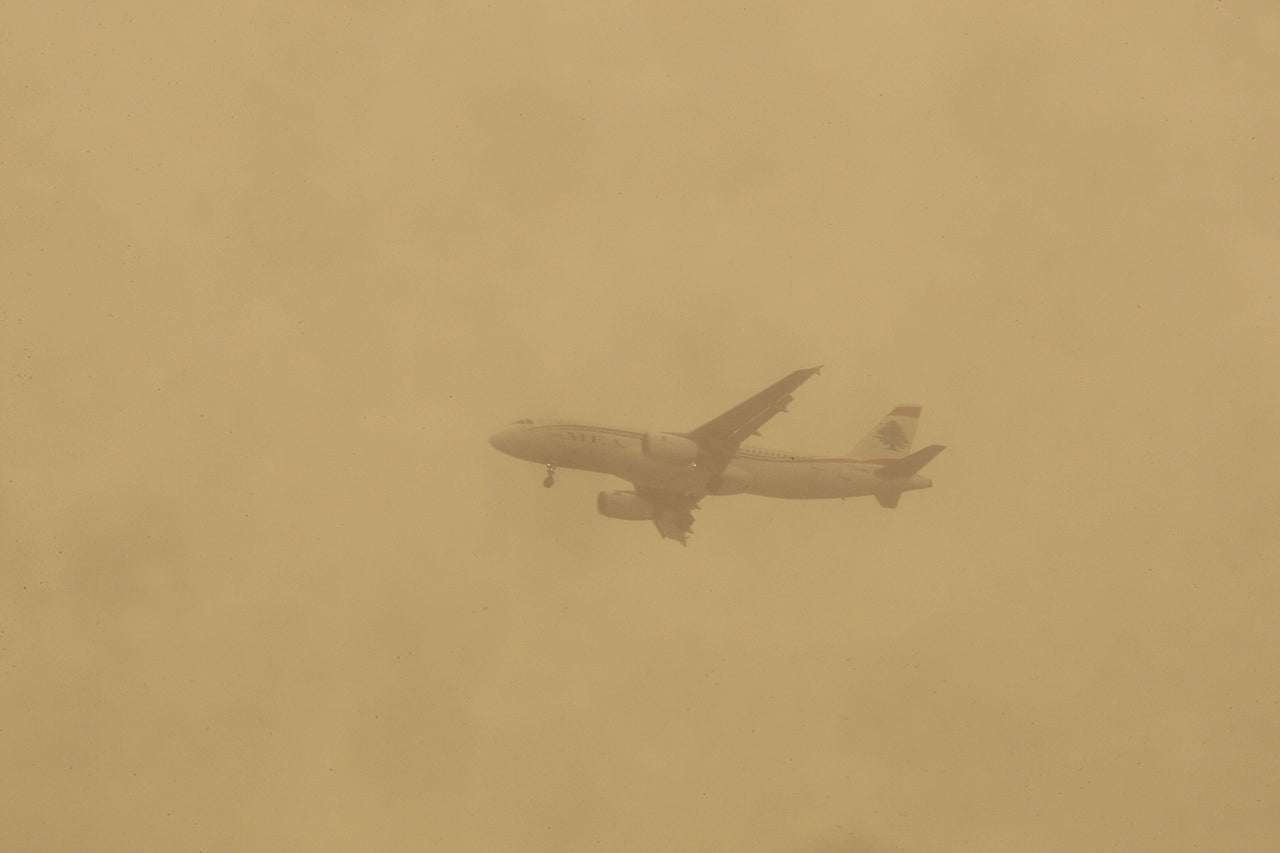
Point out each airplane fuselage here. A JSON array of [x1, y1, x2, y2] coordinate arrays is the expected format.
[[489, 420, 932, 500]]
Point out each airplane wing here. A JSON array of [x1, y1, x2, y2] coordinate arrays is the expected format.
[[684, 365, 823, 460], [634, 486, 700, 546], [639, 367, 822, 544]]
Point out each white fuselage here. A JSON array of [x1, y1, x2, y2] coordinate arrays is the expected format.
[[489, 421, 932, 500]]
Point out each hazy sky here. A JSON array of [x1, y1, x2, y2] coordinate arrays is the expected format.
[[4, 3, 1278, 850]]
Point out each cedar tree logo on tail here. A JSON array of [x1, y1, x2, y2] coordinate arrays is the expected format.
[[875, 419, 910, 452]]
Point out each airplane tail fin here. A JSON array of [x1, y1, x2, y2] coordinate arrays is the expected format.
[[849, 406, 921, 459]]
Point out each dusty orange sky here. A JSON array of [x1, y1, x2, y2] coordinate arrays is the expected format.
[[4, 3, 1278, 850]]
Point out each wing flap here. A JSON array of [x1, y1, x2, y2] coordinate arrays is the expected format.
[[634, 367, 822, 544], [635, 487, 699, 546], [653, 514, 693, 546], [686, 367, 820, 451], [736, 394, 794, 440]]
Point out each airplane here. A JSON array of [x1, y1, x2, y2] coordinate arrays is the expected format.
[[488, 367, 944, 545]]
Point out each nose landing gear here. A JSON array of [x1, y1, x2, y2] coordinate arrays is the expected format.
[[542, 462, 556, 488]]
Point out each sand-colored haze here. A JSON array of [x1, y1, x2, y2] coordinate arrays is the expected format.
[[3, 3, 1278, 850]]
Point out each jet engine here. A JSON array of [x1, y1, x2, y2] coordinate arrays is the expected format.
[[596, 490, 655, 521], [640, 432, 700, 464]]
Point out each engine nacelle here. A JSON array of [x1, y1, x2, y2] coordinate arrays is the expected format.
[[640, 432, 700, 465], [596, 490, 656, 521]]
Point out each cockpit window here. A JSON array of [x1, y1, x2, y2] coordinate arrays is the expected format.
[[511, 418, 533, 425]]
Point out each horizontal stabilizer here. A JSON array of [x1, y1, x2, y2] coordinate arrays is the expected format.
[[875, 492, 901, 509], [876, 444, 946, 480]]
